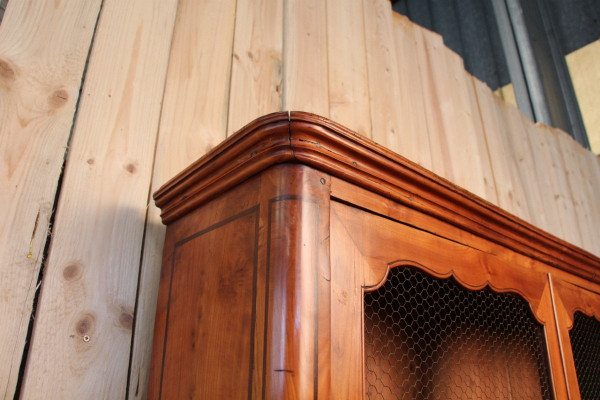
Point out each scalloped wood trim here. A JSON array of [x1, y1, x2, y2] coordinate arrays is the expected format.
[[554, 279, 600, 328]]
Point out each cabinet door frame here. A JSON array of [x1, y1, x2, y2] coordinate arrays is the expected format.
[[551, 277, 600, 400], [330, 199, 568, 399]]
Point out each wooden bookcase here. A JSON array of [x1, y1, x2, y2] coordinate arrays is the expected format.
[[148, 112, 600, 399]]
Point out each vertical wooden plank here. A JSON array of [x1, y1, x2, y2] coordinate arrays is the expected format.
[[522, 120, 565, 238], [580, 148, 600, 256], [528, 122, 587, 243], [417, 25, 497, 202], [443, 49, 497, 203], [473, 78, 531, 221], [555, 131, 596, 253], [461, 74, 499, 204], [362, 0, 401, 150], [128, 1, 237, 398], [283, 0, 329, 116], [412, 26, 454, 181], [0, 1, 102, 397], [391, 13, 432, 169], [227, 0, 283, 136], [326, 0, 371, 138], [330, 203, 364, 400], [574, 144, 600, 256], [542, 126, 585, 247], [502, 106, 549, 232], [19, 0, 177, 398], [556, 131, 600, 255]]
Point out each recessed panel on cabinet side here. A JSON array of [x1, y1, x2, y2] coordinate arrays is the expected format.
[[159, 208, 259, 399]]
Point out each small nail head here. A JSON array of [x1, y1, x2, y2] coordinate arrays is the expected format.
[[320, 178, 326, 185]]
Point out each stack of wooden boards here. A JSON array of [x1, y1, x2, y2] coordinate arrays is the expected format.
[[0, 0, 598, 398]]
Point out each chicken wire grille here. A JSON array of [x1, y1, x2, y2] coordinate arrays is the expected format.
[[569, 312, 600, 400], [364, 266, 554, 400]]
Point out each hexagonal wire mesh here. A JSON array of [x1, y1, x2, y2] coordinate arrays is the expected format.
[[569, 312, 600, 400], [364, 266, 554, 400]]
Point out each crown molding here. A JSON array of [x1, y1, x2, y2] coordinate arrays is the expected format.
[[154, 111, 600, 282]]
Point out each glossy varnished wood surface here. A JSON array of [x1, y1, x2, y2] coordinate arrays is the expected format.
[[550, 277, 600, 399], [160, 208, 258, 398], [154, 112, 600, 285], [149, 113, 600, 399], [330, 201, 569, 399], [148, 164, 331, 399]]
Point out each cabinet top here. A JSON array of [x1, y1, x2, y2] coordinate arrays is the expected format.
[[154, 111, 600, 281]]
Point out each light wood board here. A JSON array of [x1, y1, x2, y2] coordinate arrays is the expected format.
[[0, 1, 102, 397], [418, 25, 497, 202], [127, 0, 237, 398], [327, 0, 371, 138], [362, 0, 402, 150], [473, 78, 531, 222], [391, 12, 432, 169], [283, 0, 329, 116], [227, 0, 283, 136], [19, 0, 178, 397]]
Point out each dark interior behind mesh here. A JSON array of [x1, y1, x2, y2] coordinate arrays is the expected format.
[[364, 266, 554, 400], [569, 312, 600, 400]]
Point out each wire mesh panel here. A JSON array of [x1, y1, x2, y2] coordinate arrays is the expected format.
[[364, 266, 554, 400], [569, 312, 600, 400]]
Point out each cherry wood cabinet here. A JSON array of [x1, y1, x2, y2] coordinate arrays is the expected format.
[[148, 112, 600, 399]]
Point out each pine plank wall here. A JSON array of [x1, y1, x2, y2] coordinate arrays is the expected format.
[[0, 0, 598, 398]]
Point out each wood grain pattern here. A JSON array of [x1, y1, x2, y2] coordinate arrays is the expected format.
[[261, 165, 331, 399], [551, 278, 600, 400], [149, 114, 599, 398], [525, 121, 565, 238], [535, 125, 583, 247], [362, 0, 402, 150], [331, 201, 549, 315], [330, 200, 569, 399], [412, 26, 454, 182], [555, 130, 598, 254], [128, 0, 237, 397], [419, 25, 496, 201], [3, 1, 600, 395], [148, 168, 265, 400], [155, 112, 600, 284], [148, 164, 331, 399], [391, 13, 432, 170], [0, 1, 102, 397], [571, 139, 600, 256], [283, 0, 329, 115], [327, 0, 372, 138], [18, 0, 177, 398], [504, 104, 550, 233], [330, 207, 364, 400], [473, 78, 531, 221], [160, 208, 259, 399], [266, 198, 320, 399], [227, 0, 283, 136]]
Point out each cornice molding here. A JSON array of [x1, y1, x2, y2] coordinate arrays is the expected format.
[[154, 111, 600, 282]]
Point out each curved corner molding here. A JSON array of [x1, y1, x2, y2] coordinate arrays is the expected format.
[[153, 111, 600, 283]]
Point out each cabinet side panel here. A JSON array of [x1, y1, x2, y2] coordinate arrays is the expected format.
[[160, 208, 259, 398]]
